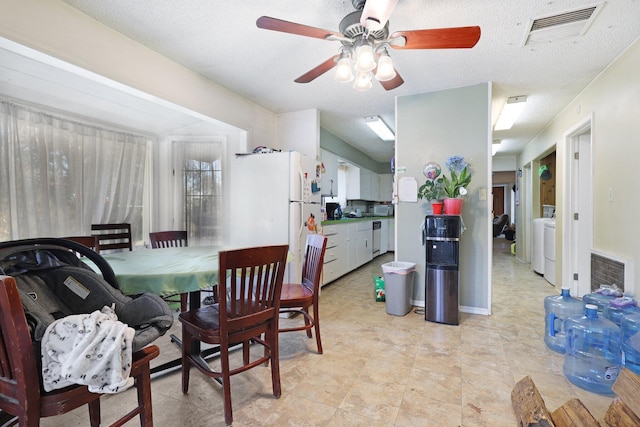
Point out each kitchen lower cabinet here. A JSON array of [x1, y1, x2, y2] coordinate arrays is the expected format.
[[356, 221, 373, 267], [346, 223, 358, 272], [321, 218, 392, 285]]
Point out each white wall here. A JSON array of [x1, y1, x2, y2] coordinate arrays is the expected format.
[[0, 0, 278, 150], [516, 38, 640, 294], [396, 83, 492, 314]]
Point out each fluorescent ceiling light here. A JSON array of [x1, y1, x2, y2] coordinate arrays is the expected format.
[[494, 96, 527, 131], [365, 116, 395, 141], [492, 141, 501, 156]]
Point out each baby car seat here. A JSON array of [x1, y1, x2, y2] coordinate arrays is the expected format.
[[0, 238, 173, 352]]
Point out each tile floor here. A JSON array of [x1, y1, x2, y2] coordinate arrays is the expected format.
[[43, 239, 614, 426]]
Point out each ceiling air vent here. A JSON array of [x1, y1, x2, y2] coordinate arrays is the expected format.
[[523, 3, 603, 46]]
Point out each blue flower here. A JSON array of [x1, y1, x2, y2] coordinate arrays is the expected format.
[[445, 156, 468, 175]]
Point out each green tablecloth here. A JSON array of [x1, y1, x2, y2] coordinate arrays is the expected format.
[[84, 246, 224, 297]]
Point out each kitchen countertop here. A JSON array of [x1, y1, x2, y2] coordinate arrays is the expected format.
[[321, 216, 394, 225]]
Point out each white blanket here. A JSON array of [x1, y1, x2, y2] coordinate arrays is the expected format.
[[41, 305, 135, 394]]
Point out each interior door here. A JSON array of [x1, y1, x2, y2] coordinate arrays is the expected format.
[[492, 187, 505, 216]]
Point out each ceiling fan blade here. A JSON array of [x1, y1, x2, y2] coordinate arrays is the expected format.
[[378, 71, 404, 91], [390, 26, 481, 49], [257, 16, 344, 40], [294, 55, 340, 83]]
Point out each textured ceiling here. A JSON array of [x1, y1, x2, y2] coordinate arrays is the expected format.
[[6, 1, 640, 162]]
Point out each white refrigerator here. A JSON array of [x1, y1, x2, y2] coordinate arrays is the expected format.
[[229, 151, 323, 283]]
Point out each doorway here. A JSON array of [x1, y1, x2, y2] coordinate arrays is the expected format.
[[562, 116, 593, 296], [492, 187, 505, 216]]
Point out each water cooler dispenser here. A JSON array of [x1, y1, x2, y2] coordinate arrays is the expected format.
[[424, 215, 461, 325]]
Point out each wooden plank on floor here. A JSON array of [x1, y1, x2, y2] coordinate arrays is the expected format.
[[511, 375, 555, 427], [550, 398, 600, 427], [611, 368, 640, 416], [604, 398, 640, 427]]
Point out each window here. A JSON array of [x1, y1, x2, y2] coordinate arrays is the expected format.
[[0, 100, 150, 241], [173, 141, 224, 246]]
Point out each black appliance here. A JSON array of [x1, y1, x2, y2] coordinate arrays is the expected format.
[[424, 215, 461, 325], [326, 202, 339, 220]]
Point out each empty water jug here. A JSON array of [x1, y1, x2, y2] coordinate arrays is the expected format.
[[544, 288, 583, 354], [563, 304, 621, 395], [603, 298, 640, 326], [621, 313, 640, 375], [583, 285, 623, 314]]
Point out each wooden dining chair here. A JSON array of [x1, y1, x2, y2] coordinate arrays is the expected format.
[[91, 223, 133, 252], [279, 234, 328, 354], [0, 275, 160, 427], [149, 230, 188, 249], [179, 244, 289, 426], [62, 235, 101, 253], [149, 230, 189, 311]]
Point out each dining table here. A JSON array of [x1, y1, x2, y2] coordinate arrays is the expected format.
[[83, 245, 293, 376]]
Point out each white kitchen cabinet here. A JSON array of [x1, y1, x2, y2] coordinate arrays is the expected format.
[[345, 164, 361, 200], [346, 222, 358, 271], [321, 224, 345, 286], [360, 168, 372, 200], [380, 219, 389, 256], [379, 174, 393, 202], [369, 170, 379, 201], [355, 221, 373, 266], [320, 149, 338, 197]]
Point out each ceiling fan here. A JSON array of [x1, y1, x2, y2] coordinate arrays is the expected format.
[[256, 0, 481, 91]]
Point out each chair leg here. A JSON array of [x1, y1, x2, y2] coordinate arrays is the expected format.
[[313, 303, 323, 354], [269, 325, 282, 398], [135, 363, 154, 427], [303, 307, 312, 338], [180, 293, 188, 312], [88, 399, 101, 427], [220, 344, 233, 426], [181, 326, 192, 394]]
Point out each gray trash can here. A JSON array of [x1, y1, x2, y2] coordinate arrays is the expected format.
[[382, 262, 416, 316]]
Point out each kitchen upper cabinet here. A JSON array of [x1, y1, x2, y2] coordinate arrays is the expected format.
[[379, 174, 393, 202], [346, 164, 361, 200], [320, 149, 338, 197], [360, 169, 372, 200], [345, 165, 381, 201]]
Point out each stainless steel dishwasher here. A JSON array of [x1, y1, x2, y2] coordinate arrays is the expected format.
[[372, 220, 381, 257]]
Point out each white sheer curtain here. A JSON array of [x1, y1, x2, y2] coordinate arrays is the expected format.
[[0, 100, 150, 241], [172, 140, 224, 247]]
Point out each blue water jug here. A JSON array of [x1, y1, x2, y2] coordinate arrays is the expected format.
[[544, 288, 584, 354], [621, 313, 640, 375], [603, 302, 640, 326], [563, 304, 621, 395], [582, 293, 616, 313]]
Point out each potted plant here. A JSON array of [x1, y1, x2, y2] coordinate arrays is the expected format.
[[418, 162, 446, 213], [441, 156, 472, 214]]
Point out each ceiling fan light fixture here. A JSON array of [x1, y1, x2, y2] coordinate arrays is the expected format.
[[334, 53, 354, 83], [359, 0, 399, 32], [353, 71, 373, 91], [354, 42, 376, 72], [374, 50, 396, 81]]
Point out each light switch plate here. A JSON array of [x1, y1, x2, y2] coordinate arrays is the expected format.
[[479, 189, 487, 200]]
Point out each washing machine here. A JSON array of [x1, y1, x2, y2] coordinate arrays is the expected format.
[[543, 219, 556, 285], [532, 218, 547, 275]]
